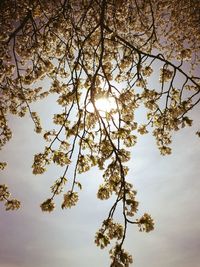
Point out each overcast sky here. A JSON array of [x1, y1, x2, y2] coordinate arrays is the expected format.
[[1, 92, 200, 267]]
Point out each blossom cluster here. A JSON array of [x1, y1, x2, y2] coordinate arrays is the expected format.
[[95, 219, 124, 249], [0, 184, 21, 211]]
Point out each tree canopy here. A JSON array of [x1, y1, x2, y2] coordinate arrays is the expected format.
[[0, 0, 200, 266]]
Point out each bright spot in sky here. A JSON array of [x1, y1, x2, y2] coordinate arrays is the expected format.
[[87, 97, 117, 114]]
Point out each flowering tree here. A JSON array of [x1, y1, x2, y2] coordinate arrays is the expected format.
[[0, 0, 200, 266]]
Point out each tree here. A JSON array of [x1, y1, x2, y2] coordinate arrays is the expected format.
[[0, 0, 200, 266]]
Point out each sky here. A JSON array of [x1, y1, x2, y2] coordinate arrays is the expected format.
[[1, 91, 200, 267]]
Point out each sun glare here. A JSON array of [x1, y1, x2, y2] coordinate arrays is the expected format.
[[87, 97, 117, 114]]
